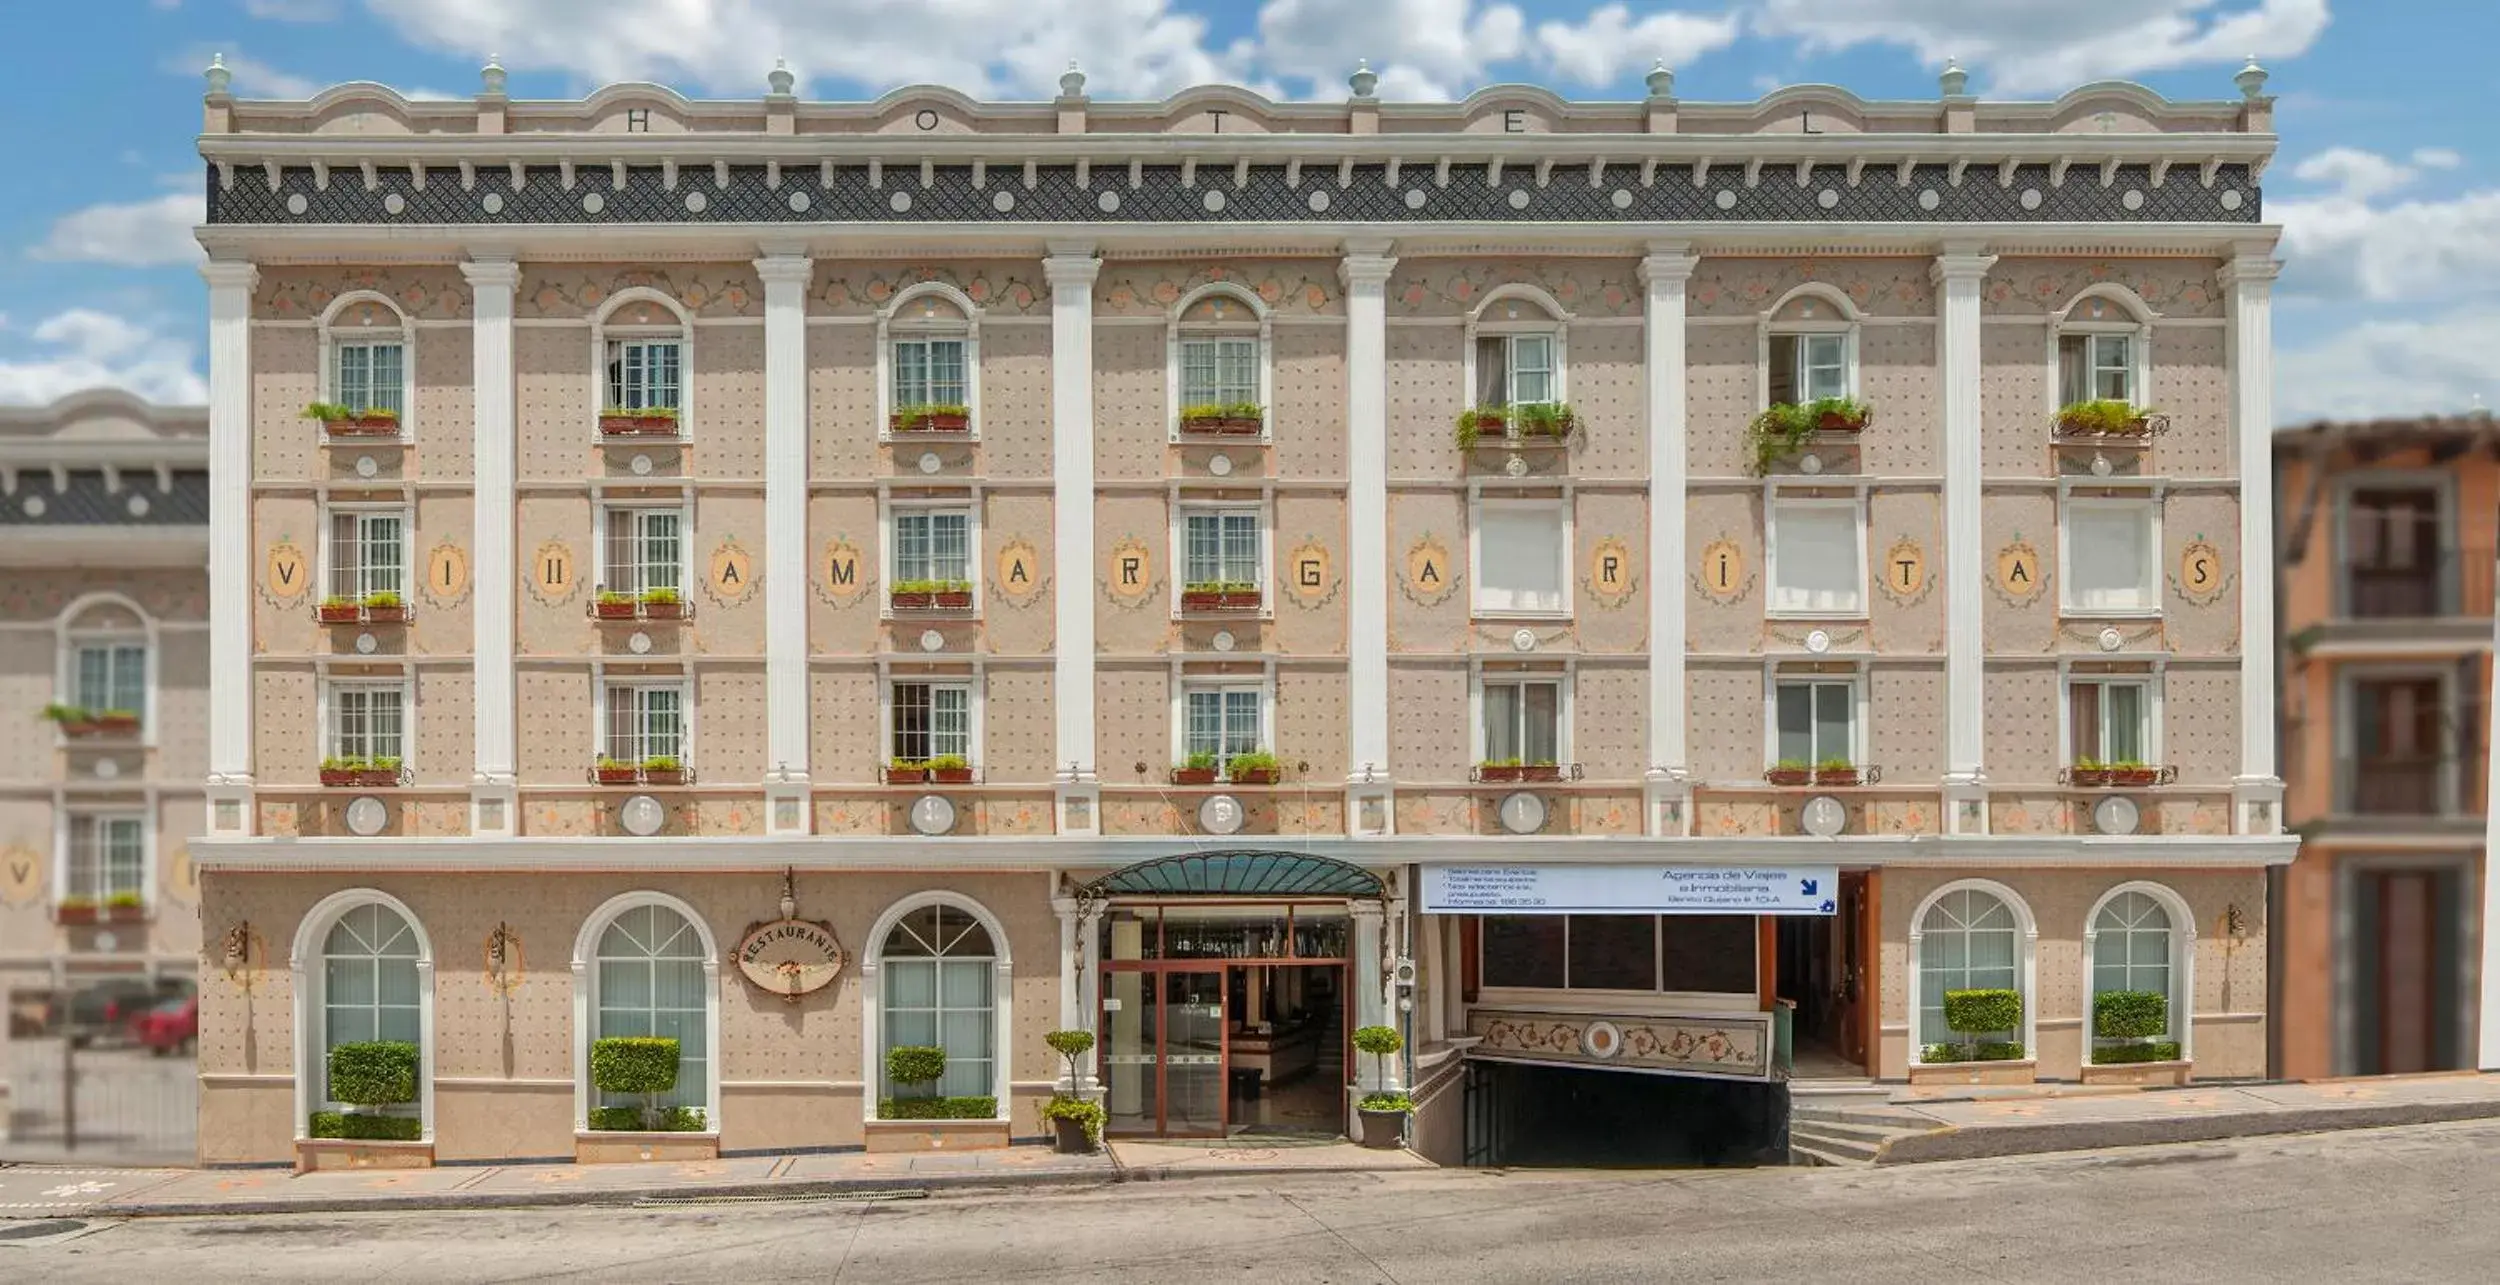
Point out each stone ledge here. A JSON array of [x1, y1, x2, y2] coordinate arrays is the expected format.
[[2079, 1059, 2193, 1087], [574, 1130, 720, 1165], [1907, 1058, 2038, 1087], [296, 1137, 435, 1174], [865, 1118, 1011, 1153]]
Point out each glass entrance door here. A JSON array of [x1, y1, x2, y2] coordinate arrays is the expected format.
[[1101, 967, 1228, 1136]]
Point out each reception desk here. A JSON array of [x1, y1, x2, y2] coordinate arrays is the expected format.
[[1230, 1022, 1323, 1085]]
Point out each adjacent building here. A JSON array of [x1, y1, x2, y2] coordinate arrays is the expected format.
[[2274, 415, 2497, 1078], [0, 391, 210, 1141], [188, 57, 2295, 1170]]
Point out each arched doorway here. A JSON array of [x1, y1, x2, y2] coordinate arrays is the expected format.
[[1076, 851, 1386, 1139]]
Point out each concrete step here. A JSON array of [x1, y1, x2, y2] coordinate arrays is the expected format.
[[1789, 1118, 1920, 1146], [1787, 1125, 1883, 1162], [1792, 1104, 1937, 1130], [1788, 1138, 1875, 1167]]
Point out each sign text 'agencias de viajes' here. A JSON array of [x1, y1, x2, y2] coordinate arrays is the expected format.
[[1419, 865, 1841, 915]]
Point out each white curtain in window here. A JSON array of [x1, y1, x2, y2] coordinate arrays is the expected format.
[[1478, 507, 1565, 613], [321, 902, 421, 1106], [2091, 892, 2173, 1032], [1771, 504, 1862, 614], [2069, 506, 2153, 611], [1919, 889, 2022, 1053], [595, 904, 710, 1113], [881, 905, 997, 1102], [66, 815, 145, 902]]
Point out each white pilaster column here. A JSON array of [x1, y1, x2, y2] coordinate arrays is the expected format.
[[1050, 894, 1102, 1091], [1045, 245, 1104, 834], [2482, 596, 2500, 1069], [1934, 247, 1997, 836], [1640, 245, 1699, 837], [203, 260, 259, 836], [2221, 245, 2285, 837], [460, 257, 520, 836], [1350, 902, 1395, 1091], [1077, 900, 1103, 1089], [756, 251, 815, 834], [1342, 241, 1398, 835]]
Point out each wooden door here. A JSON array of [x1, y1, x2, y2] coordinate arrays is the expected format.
[[2372, 870, 2441, 1075], [1839, 871, 1876, 1070]]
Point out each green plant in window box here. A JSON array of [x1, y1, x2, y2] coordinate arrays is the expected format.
[[925, 753, 974, 784], [102, 891, 146, 913], [600, 405, 680, 422], [317, 594, 364, 623], [879, 1044, 966, 1120], [885, 758, 929, 784], [1766, 758, 1812, 787], [2055, 399, 2157, 438], [2069, 756, 2111, 787], [1173, 750, 1220, 786], [2105, 759, 2161, 787], [891, 402, 972, 433], [1508, 401, 1579, 439], [359, 589, 406, 619], [1179, 401, 1265, 434], [1938, 988, 2024, 1063], [1746, 397, 1872, 475], [54, 894, 99, 924], [593, 755, 641, 785], [1813, 756, 1859, 787], [589, 1035, 683, 1131], [637, 585, 688, 619], [1228, 748, 1281, 785]]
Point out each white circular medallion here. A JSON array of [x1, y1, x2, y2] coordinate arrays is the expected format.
[[346, 796, 389, 837], [1800, 795, 1848, 837], [1804, 629, 1832, 655], [1581, 1020, 1624, 1059], [2219, 189, 2244, 211], [919, 629, 946, 652], [627, 630, 652, 655], [788, 189, 813, 213], [92, 931, 119, 952], [2090, 453, 2115, 477], [917, 451, 943, 475], [483, 191, 505, 214], [2122, 189, 2146, 211], [1918, 188, 1942, 211], [684, 190, 709, 213], [582, 191, 606, 214], [1714, 189, 1738, 210], [1503, 454, 1529, 478], [383, 193, 407, 215], [285, 192, 309, 215], [1816, 188, 1840, 210], [1198, 794, 1246, 836], [992, 189, 1016, 213], [23, 495, 44, 517], [126, 493, 151, 516], [354, 632, 378, 655], [1506, 188, 1531, 210], [2099, 627, 2125, 652], [619, 794, 666, 836], [1798, 452, 1824, 475], [1207, 453, 1234, 476], [1511, 628, 1536, 653], [354, 455, 378, 478], [1406, 188, 1429, 210], [92, 758, 120, 780], [1307, 189, 1331, 213], [1097, 189, 1121, 214], [2019, 188, 2043, 210], [1202, 189, 1226, 213], [1211, 630, 1236, 653], [889, 190, 912, 213], [2092, 794, 2142, 836], [1609, 188, 1633, 210], [630, 453, 654, 476], [1497, 791, 1548, 835], [909, 793, 958, 836]]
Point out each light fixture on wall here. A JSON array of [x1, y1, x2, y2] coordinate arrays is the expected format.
[[485, 922, 526, 996]]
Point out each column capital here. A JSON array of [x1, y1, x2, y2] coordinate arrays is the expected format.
[[1042, 252, 1102, 288], [2218, 250, 2282, 288], [1930, 248, 1997, 284], [458, 257, 521, 289], [1637, 244, 1699, 285], [1349, 901, 1386, 923], [751, 252, 815, 286], [200, 260, 259, 291], [1338, 240, 1398, 287]]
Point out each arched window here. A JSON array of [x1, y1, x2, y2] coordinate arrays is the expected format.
[[591, 289, 694, 439], [2049, 285, 2157, 411], [291, 890, 434, 1140], [319, 292, 414, 434], [880, 282, 982, 437], [54, 593, 154, 739], [877, 900, 999, 1103], [1913, 883, 2029, 1061], [1168, 283, 1271, 439], [2085, 883, 2194, 1060], [1759, 284, 1859, 408], [1464, 285, 1570, 415], [573, 893, 720, 1130]]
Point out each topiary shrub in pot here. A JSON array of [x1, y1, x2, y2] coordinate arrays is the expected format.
[[589, 1035, 684, 1131], [1041, 1029, 1101, 1153], [1351, 1024, 1411, 1150], [312, 1040, 423, 1142], [1932, 988, 2025, 1064], [2091, 989, 2181, 1065]]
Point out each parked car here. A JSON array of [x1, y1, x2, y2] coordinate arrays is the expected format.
[[131, 996, 198, 1056], [55, 978, 188, 1048]]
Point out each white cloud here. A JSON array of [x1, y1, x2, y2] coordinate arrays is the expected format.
[[0, 310, 207, 406], [1258, 0, 1527, 99], [166, 47, 324, 97], [1533, 4, 1743, 85], [30, 191, 206, 268], [2291, 146, 2421, 201], [1751, 0, 2329, 94], [244, 0, 339, 18], [2277, 305, 2500, 424], [2411, 146, 2462, 171], [2275, 148, 2500, 304]]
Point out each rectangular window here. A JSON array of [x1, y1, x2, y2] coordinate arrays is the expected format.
[[1768, 334, 1849, 404], [328, 510, 407, 600], [1775, 678, 1856, 766], [330, 685, 406, 762], [2065, 501, 2157, 613], [1476, 503, 1567, 615], [604, 508, 683, 596], [604, 338, 682, 411], [1768, 500, 1863, 615], [1473, 334, 1556, 406], [891, 682, 971, 763], [892, 337, 968, 408], [2059, 333, 2136, 404], [893, 510, 971, 584], [604, 685, 684, 764], [65, 815, 145, 903], [1480, 914, 1757, 995], [73, 644, 146, 719], [1183, 686, 1262, 775], [1180, 337, 1259, 407], [1183, 511, 1261, 586], [2067, 678, 2150, 764], [332, 341, 405, 417], [1482, 678, 1561, 764]]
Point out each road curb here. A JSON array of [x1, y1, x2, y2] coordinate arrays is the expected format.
[[1876, 1099, 2500, 1164], [81, 1165, 1121, 1220]]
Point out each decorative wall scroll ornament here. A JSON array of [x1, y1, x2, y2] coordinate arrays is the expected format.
[[1103, 536, 1159, 607], [1287, 537, 1339, 609], [1583, 536, 1637, 608], [1399, 534, 1459, 607], [484, 922, 527, 995], [262, 539, 312, 606], [1581, 1020, 1625, 1059], [1992, 537, 2045, 606], [1769, 624, 1864, 651], [820, 538, 869, 605], [0, 841, 40, 906], [2061, 620, 2165, 651], [2172, 537, 2230, 606], [528, 539, 580, 605], [994, 538, 1046, 605], [423, 541, 472, 609], [1694, 537, 1752, 603], [706, 537, 756, 606], [1879, 537, 1930, 605], [735, 872, 850, 1003]]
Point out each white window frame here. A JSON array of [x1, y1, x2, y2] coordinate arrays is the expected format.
[[1462, 285, 1571, 412], [2080, 882, 2197, 1065], [321, 503, 412, 602], [56, 593, 157, 738], [56, 810, 150, 907], [2060, 669, 2164, 767], [1764, 492, 1868, 619], [1172, 501, 1270, 607], [292, 889, 437, 1145], [1764, 667, 1866, 769], [1172, 675, 1273, 780], [883, 498, 982, 611], [884, 675, 980, 767], [1475, 914, 1762, 1015], [1758, 284, 1859, 408], [859, 891, 1014, 1124], [878, 282, 983, 439], [570, 892, 721, 1134], [1167, 283, 1272, 440], [598, 679, 691, 766], [1906, 879, 2039, 1065], [322, 677, 415, 767], [597, 502, 690, 598], [2047, 285, 2157, 411], [318, 291, 415, 438], [1469, 494, 1573, 619], [590, 288, 694, 440], [2059, 493, 2161, 617], [1471, 667, 1572, 767]]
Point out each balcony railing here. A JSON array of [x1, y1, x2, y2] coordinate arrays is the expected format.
[[2343, 547, 2495, 621], [2336, 755, 2479, 818]]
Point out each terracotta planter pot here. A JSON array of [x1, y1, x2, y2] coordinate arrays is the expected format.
[[1461, 412, 1508, 438], [1817, 411, 1869, 432], [2058, 413, 2153, 438], [1814, 768, 1861, 787], [322, 417, 401, 438], [594, 767, 640, 786], [361, 605, 410, 624], [2068, 768, 2114, 788], [885, 767, 930, 785], [1171, 767, 1218, 786], [2108, 768, 2162, 788], [319, 768, 360, 787], [593, 600, 639, 620], [599, 415, 679, 436], [54, 905, 100, 926], [931, 591, 974, 610], [1518, 764, 1564, 783], [1229, 767, 1280, 786], [890, 411, 970, 433], [1765, 768, 1812, 787], [56, 720, 102, 737], [317, 605, 363, 623], [638, 601, 688, 620], [354, 769, 400, 788], [639, 769, 686, 787], [889, 591, 934, 610], [928, 767, 975, 785], [1477, 764, 1525, 783], [1181, 416, 1263, 435]]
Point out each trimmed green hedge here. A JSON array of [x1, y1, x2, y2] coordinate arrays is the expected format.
[[2093, 1040, 2184, 1066], [587, 1105, 709, 1132], [327, 1040, 419, 1107], [1922, 1041, 2028, 1064], [2093, 989, 2169, 1041], [878, 1095, 997, 1121], [309, 1110, 422, 1141], [1943, 988, 2023, 1036], [590, 1037, 681, 1096], [886, 1044, 947, 1090]]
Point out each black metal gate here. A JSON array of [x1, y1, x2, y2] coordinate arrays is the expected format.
[[1461, 1058, 1504, 1166]]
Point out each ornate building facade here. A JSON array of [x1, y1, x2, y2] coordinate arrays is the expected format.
[[190, 57, 2295, 1168]]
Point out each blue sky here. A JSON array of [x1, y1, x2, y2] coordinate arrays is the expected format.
[[0, 0, 2481, 423]]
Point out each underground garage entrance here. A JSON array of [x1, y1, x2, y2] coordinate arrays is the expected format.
[[1462, 1059, 1788, 1167]]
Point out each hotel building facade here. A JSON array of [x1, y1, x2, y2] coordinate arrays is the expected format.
[[189, 57, 2296, 1169]]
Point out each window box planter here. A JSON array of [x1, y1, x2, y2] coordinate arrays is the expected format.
[[592, 597, 641, 621], [53, 901, 148, 926], [1171, 766, 1219, 787], [889, 408, 971, 433], [1474, 763, 1562, 784], [639, 767, 688, 787], [320, 767, 403, 789], [1456, 405, 1580, 451], [318, 600, 410, 625], [2064, 764, 2172, 788], [2054, 403, 2166, 440], [1764, 766, 1813, 787], [1814, 407, 1872, 433], [883, 764, 931, 785], [1179, 414, 1264, 436], [593, 764, 642, 786], [51, 710, 142, 738], [927, 763, 976, 785], [321, 416, 403, 439], [638, 598, 689, 621], [890, 588, 974, 611], [1179, 588, 1262, 612], [599, 413, 681, 437], [91, 711, 142, 735], [1813, 765, 1866, 787], [1228, 766, 1281, 786]]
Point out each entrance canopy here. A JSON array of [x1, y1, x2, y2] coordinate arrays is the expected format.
[[1080, 850, 1385, 900]]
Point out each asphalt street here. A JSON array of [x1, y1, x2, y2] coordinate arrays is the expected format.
[[9, 1118, 2496, 1282]]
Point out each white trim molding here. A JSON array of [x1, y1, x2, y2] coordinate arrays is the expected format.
[[878, 279, 983, 441], [1167, 280, 1271, 440], [463, 257, 520, 836], [2079, 879, 2199, 1066], [1934, 247, 1996, 835], [860, 889, 1016, 1122], [569, 890, 723, 1133], [289, 888, 437, 1144], [203, 259, 258, 835], [1342, 239, 1398, 834], [1046, 245, 1103, 834], [758, 251, 814, 830], [1906, 877, 2038, 1064], [2220, 244, 2282, 836], [1640, 245, 1698, 836]]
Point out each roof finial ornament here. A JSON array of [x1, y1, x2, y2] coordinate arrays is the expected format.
[[1645, 59, 1674, 100], [1939, 57, 1968, 98], [768, 57, 795, 96], [2235, 54, 2268, 101], [205, 52, 231, 98], [1059, 59, 1086, 98], [1349, 58, 1378, 99], [480, 54, 506, 97]]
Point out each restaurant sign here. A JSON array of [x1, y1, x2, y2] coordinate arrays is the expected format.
[[1421, 864, 1839, 915], [735, 917, 849, 1001]]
